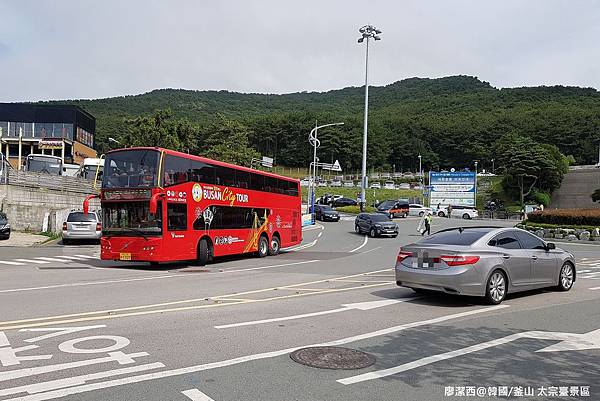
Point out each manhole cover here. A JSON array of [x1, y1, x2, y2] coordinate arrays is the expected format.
[[290, 346, 375, 370]]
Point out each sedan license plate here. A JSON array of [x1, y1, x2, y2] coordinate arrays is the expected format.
[[119, 252, 131, 261]]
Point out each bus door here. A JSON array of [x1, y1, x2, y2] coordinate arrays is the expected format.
[[165, 202, 194, 259]]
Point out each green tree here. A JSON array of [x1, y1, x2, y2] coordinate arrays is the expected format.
[[201, 117, 260, 166], [592, 189, 600, 203], [120, 109, 196, 151]]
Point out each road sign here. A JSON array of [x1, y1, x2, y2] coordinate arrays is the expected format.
[[322, 160, 342, 172]]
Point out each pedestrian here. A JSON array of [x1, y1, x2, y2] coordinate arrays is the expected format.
[[422, 212, 432, 236], [447, 204, 453, 218]]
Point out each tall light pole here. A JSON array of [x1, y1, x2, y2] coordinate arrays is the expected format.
[[418, 154, 423, 202], [358, 24, 381, 211], [474, 160, 478, 208], [308, 122, 344, 220]]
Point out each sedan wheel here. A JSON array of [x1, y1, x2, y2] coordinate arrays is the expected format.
[[419, 211, 424, 217], [557, 263, 574, 291], [438, 211, 445, 217], [369, 228, 377, 238], [355, 224, 361, 234], [485, 270, 507, 305], [462, 213, 470, 219]]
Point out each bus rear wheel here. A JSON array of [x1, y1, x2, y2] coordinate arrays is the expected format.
[[269, 235, 281, 256], [197, 239, 210, 266], [258, 235, 269, 258]]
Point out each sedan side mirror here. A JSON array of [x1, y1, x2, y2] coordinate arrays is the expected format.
[[545, 242, 556, 250]]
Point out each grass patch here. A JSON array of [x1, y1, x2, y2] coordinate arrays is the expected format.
[[335, 205, 376, 214]]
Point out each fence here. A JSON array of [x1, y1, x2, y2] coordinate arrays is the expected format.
[[5, 170, 98, 195]]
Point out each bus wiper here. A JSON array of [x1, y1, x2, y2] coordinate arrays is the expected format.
[[119, 227, 150, 240]]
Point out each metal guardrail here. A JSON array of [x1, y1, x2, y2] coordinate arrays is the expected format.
[[5, 170, 98, 194]]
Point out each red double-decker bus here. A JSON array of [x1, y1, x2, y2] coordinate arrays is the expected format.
[[85, 147, 302, 265]]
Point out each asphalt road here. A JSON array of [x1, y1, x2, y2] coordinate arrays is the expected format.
[[0, 216, 599, 401]]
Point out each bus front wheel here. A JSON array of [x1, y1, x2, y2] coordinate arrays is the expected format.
[[258, 235, 269, 258], [197, 239, 210, 266]]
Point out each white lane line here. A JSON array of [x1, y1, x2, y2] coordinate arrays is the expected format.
[[14, 259, 51, 265], [215, 299, 414, 329], [349, 236, 368, 253], [0, 260, 25, 266], [360, 246, 382, 255], [50, 256, 87, 261], [220, 260, 320, 273], [317, 232, 323, 238], [182, 389, 215, 401], [282, 239, 317, 252], [73, 255, 98, 259], [589, 286, 600, 290], [4, 305, 509, 401], [0, 275, 182, 294], [35, 257, 72, 263], [0, 363, 165, 397]]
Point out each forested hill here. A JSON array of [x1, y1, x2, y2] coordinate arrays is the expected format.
[[42, 75, 600, 170]]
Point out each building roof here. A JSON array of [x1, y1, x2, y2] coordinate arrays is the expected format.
[[0, 103, 95, 133]]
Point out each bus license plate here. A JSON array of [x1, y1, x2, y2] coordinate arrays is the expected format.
[[119, 253, 131, 261]]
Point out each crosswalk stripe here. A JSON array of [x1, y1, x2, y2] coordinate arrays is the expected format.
[[74, 255, 98, 260], [0, 260, 25, 266], [35, 257, 73, 263], [52, 256, 86, 261], [14, 259, 51, 265]]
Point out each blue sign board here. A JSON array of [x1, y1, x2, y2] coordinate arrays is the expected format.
[[429, 172, 476, 207]]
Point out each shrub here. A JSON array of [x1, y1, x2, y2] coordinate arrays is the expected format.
[[529, 190, 551, 207], [527, 209, 600, 226]]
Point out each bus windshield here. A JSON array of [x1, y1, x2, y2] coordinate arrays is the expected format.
[[103, 149, 160, 188], [102, 202, 162, 236], [26, 155, 62, 175]]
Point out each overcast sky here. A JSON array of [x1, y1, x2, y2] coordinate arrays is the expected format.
[[1, 0, 599, 102]]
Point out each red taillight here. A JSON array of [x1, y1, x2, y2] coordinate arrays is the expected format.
[[62, 222, 67, 231], [96, 223, 102, 231], [397, 250, 413, 263], [441, 255, 480, 266]]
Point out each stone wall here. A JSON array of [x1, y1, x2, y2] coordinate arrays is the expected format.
[[0, 185, 101, 233]]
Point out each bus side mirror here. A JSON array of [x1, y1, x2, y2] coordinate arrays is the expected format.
[[149, 192, 164, 215], [83, 194, 99, 215]]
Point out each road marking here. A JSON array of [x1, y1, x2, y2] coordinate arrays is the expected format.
[[0, 261, 25, 266], [0, 275, 182, 294], [73, 255, 98, 259], [13, 259, 51, 265], [50, 256, 87, 261], [2, 305, 508, 401], [337, 328, 600, 385], [0, 363, 165, 397], [349, 236, 368, 253], [589, 286, 600, 290], [219, 259, 320, 273], [360, 246, 382, 255], [283, 239, 317, 252], [182, 389, 215, 401], [0, 269, 394, 330], [215, 299, 414, 329], [317, 232, 323, 238], [35, 257, 73, 263]]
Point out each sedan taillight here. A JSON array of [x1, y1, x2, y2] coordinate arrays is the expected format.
[[441, 255, 480, 266], [96, 223, 102, 231], [397, 250, 413, 263], [62, 222, 67, 231]]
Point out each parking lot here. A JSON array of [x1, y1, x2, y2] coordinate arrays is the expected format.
[[0, 215, 598, 401]]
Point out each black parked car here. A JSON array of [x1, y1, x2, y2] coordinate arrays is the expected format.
[[332, 197, 358, 208], [312, 204, 340, 222], [354, 213, 398, 238], [0, 212, 10, 240]]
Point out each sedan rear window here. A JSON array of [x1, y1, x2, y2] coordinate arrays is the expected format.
[[419, 229, 489, 245], [67, 212, 97, 222]]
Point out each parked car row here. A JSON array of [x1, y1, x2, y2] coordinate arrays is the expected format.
[[301, 177, 424, 190]]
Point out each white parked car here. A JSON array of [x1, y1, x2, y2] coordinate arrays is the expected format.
[[370, 182, 381, 189], [343, 181, 355, 188], [398, 183, 411, 189], [300, 178, 311, 187], [409, 203, 432, 217], [383, 181, 395, 190], [380, 173, 391, 179], [317, 181, 328, 187], [437, 205, 479, 219], [330, 179, 343, 187]]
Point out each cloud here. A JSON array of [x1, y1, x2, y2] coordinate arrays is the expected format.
[[1, 0, 599, 102]]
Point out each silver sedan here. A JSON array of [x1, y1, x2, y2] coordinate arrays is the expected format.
[[395, 227, 576, 304]]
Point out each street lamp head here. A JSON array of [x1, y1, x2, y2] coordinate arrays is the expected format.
[[374, 36, 381, 41], [358, 37, 364, 43], [375, 29, 382, 34]]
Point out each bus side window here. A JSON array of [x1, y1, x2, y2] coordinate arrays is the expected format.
[[167, 203, 187, 231]]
